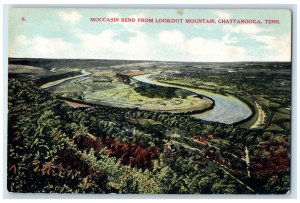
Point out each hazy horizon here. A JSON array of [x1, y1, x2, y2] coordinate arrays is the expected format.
[[8, 57, 291, 64]]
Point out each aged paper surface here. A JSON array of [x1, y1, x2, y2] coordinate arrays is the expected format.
[[8, 8, 291, 194]]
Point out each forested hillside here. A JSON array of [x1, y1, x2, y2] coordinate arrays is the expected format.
[[8, 78, 290, 194]]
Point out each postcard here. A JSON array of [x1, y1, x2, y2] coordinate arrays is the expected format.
[[8, 8, 291, 194]]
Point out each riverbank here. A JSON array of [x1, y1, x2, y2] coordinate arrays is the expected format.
[[83, 81, 214, 114], [133, 73, 252, 125], [59, 96, 214, 116], [40, 70, 92, 89], [160, 80, 258, 127], [49, 73, 214, 115]]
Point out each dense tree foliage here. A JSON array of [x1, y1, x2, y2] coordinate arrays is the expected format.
[[7, 78, 290, 194]]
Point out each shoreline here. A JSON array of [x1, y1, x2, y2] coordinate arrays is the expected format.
[[58, 96, 216, 116], [48, 72, 255, 126], [131, 76, 216, 114], [153, 79, 256, 126]]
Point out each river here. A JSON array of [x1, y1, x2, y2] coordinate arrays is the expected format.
[[133, 73, 252, 124], [40, 69, 92, 89]]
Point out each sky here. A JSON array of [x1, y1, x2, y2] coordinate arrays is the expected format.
[[9, 8, 291, 62]]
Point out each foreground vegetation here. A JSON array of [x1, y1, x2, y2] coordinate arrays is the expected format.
[[8, 78, 290, 194]]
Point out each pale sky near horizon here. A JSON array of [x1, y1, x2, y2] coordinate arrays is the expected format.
[[9, 8, 291, 62]]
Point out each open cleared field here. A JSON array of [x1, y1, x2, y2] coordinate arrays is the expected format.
[[51, 77, 213, 113]]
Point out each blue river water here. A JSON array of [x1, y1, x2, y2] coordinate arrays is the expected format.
[[133, 73, 252, 124]]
